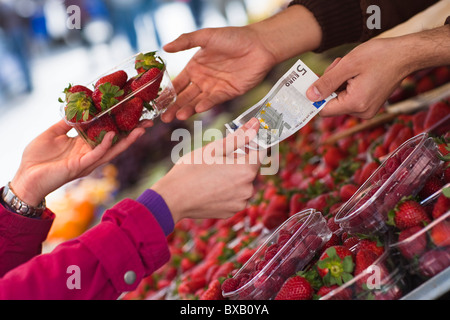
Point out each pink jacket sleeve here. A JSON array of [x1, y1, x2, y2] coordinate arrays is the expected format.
[[0, 198, 171, 299]]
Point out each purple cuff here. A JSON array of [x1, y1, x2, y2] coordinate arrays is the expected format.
[[137, 189, 174, 236]]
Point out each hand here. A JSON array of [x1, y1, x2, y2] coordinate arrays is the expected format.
[[10, 120, 152, 207], [306, 37, 414, 119], [152, 118, 261, 223], [161, 26, 278, 122]]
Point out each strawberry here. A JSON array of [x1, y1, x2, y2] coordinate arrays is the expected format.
[[92, 82, 125, 112], [418, 248, 450, 278], [357, 239, 384, 257], [391, 199, 431, 230], [354, 249, 379, 287], [262, 194, 288, 230], [320, 233, 341, 255], [305, 193, 332, 213], [254, 274, 285, 299], [236, 247, 257, 265], [431, 221, 450, 247], [382, 123, 405, 149], [424, 101, 450, 130], [415, 76, 434, 95], [86, 115, 119, 145], [388, 126, 413, 153], [343, 236, 360, 250], [432, 193, 450, 219], [397, 226, 427, 259], [355, 161, 379, 185], [419, 175, 444, 200], [317, 246, 354, 286], [316, 285, 352, 299], [264, 243, 279, 261], [211, 261, 236, 281], [434, 66, 450, 86], [64, 91, 97, 123], [200, 279, 224, 300], [323, 145, 347, 169], [289, 193, 306, 216], [131, 67, 163, 102], [60, 84, 93, 103], [221, 277, 240, 294], [274, 276, 313, 300], [279, 257, 300, 278], [339, 184, 358, 202], [135, 51, 164, 74], [94, 70, 128, 89], [112, 96, 143, 131], [412, 110, 427, 135]]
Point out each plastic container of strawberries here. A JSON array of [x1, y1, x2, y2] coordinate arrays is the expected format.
[[60, 51, 176, 148], [389, 188, 450, 281], [335, 133, 442, 235], [319, 232, 409, 300], [222, 209, 332, 300]]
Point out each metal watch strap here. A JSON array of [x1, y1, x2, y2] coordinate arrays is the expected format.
[[2, 182, 46, 218]]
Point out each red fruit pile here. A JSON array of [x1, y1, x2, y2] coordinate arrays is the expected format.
[[60, 51, 164, 146]]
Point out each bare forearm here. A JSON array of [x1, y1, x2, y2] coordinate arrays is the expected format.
[[248, 5, 322, 64], [402, 25, 450, 74]]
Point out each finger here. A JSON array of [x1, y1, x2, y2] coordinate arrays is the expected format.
[[194, 90, 230, 114], [171, 68, 191, 94], [101, 128, 145, 163], [222, 118, 260, 156], [138, 119, 154, 128], [79, 131, 115, 168], [163, 82, 202, 122], [319, 88, 367, 118], [49, 119, 73, 136], [161, 103, 181, 123], [163, 29, 210, 53], [306, 59, 355, 102], [324, 57, 342, 74]]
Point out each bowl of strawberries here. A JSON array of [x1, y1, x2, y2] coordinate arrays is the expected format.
[[334, 132, 442, 236], [59, 51, 176, 148], [221, 209, 332, 300]]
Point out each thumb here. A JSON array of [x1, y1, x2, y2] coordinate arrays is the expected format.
[[306, 59, 352, 102], [223, 118, 260, 156]]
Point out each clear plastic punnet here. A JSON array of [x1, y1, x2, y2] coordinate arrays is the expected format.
[[335, 133, 442, 235], [390, 187, 450, 281], [319, 232, 408, 300], [222, 209, 332, 300], [60, 52, 176, 148]]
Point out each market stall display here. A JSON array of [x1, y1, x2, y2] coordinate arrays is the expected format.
[[117, 65, 450, 300], [46, 61, 450, 300]]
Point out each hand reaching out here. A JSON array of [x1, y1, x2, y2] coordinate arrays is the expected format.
[[161, 27, 278, 122], [10, 120, 151, 207]]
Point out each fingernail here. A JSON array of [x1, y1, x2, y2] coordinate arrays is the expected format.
[[307, 86, 321, 101]]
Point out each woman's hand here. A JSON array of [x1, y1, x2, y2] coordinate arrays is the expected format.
[[152, 118, 261, 223], [10, 120, 151, 206]]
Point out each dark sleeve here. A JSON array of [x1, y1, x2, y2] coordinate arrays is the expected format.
[[289, 0, 439, 52]]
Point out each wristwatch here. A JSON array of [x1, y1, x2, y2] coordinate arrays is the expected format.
[[1, 182, 46, 218]]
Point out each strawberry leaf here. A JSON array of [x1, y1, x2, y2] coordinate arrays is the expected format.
[[443, 187, 450, 198]]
